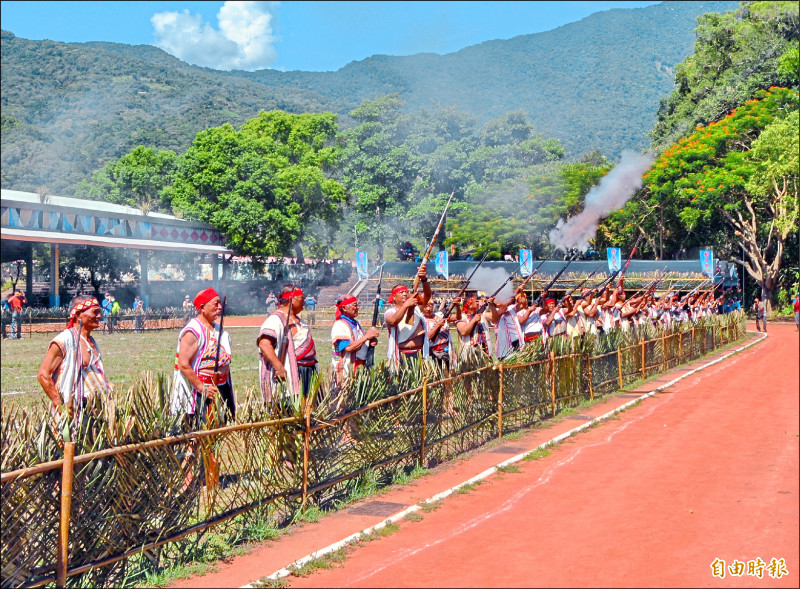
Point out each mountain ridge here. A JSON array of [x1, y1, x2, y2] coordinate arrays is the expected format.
[[0, 1, 739, 195]]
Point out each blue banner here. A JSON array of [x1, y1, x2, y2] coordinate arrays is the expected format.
[[435, 250, 449, 280], [699, 249, 714, 277], [356, 251, 369, 279], [607, 247, 621, 272], [519, 248, 533, 277]]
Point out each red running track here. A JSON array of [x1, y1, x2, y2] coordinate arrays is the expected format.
[[284, 325, 798, 588]]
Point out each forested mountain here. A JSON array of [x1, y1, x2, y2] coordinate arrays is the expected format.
[[1, 1, 738, 195]]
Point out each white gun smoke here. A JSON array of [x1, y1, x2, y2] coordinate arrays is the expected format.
[[467, 267, 515, 301], [549, 150, 653, 252]]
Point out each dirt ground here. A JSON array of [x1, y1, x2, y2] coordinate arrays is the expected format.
[[169, 323, 798, 588]]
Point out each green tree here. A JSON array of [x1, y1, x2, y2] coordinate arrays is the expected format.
[[338, 95, 421, 263], [651, 1, 799, 150], [76, 146, 178, 214], [643, 87, 799, 310], [167, 111, 345, 260], [743, 109, 799, 308]]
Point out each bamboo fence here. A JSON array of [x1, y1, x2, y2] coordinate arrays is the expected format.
[[0, 314, 745, 588]]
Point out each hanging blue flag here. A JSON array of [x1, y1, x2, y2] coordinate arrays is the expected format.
[[699, 249, 714, 277], [356, 251, 369, 279], [519, 248, 533, 277], [607, 247, 621, 272], [435, 250, 449, 280]]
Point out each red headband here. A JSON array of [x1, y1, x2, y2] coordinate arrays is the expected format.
[[67, 298, 99, 328], [388, 285, 408, 304], [545, 298, 556, 305], [336, 295, 357, 308], [280, 288, 304, 301], [194, 288, 219, 311], [463, 296, 477, 311], [335, 295, 358, 319]]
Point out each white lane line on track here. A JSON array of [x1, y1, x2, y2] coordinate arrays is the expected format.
[[242, 331, 768, 588]]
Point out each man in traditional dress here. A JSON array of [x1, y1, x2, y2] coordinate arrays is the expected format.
[[542, 297, 568, 339], [493, 290, 526, 358], [456, 294, 496, 358], [516, 291, 545, 344], [171, 288, 235, 426], [37, 295, 112, 417], [422, 298, 459, 370], [258, 284, 318, 406], [384, 265, 432, 368], [331, 294, 379, 386]]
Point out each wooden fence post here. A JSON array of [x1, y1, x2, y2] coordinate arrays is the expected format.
[[641, 339, 647, 380], [691, 327, 695, 359], [420, 380, 427, 467], [497, 364, 504, 438], [550, 353, 557, 417], [661, 333, 667, 372], [617, 346, 623, 389], [301, 396, 311, 510], [678, 332, 683, 364], [56, 441, 76, 589], [586, 355, 594, 400]]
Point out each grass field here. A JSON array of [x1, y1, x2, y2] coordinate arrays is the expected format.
[[1, 320, 391, 411]]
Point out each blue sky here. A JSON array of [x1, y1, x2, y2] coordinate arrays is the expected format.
[[0, 1, 661, 72]]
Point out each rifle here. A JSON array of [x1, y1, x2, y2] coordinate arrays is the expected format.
[[213, 296, 227, 373], [678, 279, 712, 305], [364, 265, 384, 368], [515, 258, 548, 298], [532, 253, 578, 307], [204, 296, 227, 422], [405, 189, 456, 321], [594, 233, 645, 300], [473, 256, 547, 315], [625, 267, 669, 301], [443, 251, 489, 318], [558, 263, 606, 304], [476, 269, 521, 314]]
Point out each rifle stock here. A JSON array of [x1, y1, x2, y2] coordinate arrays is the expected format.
[[558, 262, 605, 304], [444, 251, 489, 318]]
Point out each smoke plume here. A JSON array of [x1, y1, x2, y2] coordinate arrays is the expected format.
[[548, 150, 653, 252], [467, 266, 515, 301]]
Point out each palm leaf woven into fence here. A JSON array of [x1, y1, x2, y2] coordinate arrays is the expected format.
[[1, 313, 746, 588]]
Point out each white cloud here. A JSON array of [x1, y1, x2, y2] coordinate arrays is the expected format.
[[151, 1, 278, 71]]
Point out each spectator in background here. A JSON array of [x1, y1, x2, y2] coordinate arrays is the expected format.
[[304, 294, 318, 326], [182, 294, 193, 321], [752, 297, 766, 333], [793, 292, 799, 331], [1, 296, 11, 339], [722, 298, 733, 315], [111, 296, 121, 327], [729, 263, 739, 286], [266, 291, 278, 314], [133, 296, 144, 332], [9, 291, 26, 339], [101, 292, 114, 334]]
